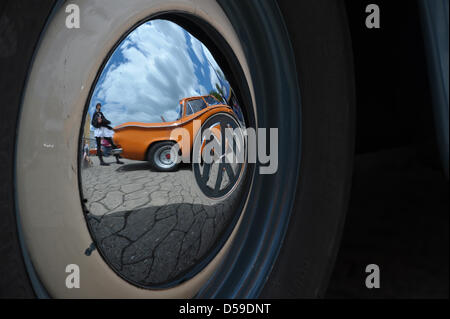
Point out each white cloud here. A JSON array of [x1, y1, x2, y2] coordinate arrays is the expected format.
[[163, 110, 179, 122], [89, 19, 229, 127], [190, 36, 205, 64]]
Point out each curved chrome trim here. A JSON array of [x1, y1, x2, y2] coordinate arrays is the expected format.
[[114, 106, 231, 131]]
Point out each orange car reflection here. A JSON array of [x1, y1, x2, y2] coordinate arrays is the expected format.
[[113, 95, 236, 171]]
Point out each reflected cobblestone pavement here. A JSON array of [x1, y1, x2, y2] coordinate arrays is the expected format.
[[81, 157, 242, 286]]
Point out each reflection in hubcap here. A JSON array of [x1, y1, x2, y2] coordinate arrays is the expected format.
[[81, 162, 243, 286], [79, 19, 249, 288]]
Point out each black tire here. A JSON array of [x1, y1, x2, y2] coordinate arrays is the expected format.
[[264, 0, 355, 298], [261, 0, 356, 297], [206, 0, 355, 298], [0, 0, 56, 298], [1, 0, 355, 298], [419, 0, 449, 178], [147, 141, 180, 172]]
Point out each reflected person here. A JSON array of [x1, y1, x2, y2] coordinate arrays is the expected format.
[[91, 103, 124, 166], [83, 142, 93, 167]]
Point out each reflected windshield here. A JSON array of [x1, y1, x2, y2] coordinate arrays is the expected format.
[[204, 95, 222, 106]]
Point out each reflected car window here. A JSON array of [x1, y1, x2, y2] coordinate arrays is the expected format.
[[185, 103, 193, 116], [177, 103, 183, 120], [204, 95, 221, 106], [187, 98, 207, 115]]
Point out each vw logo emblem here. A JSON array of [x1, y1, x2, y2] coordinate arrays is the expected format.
[[192, 112, 246, 200]]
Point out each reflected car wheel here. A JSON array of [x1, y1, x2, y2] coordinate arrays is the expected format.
[[148, 141, 180, 172]]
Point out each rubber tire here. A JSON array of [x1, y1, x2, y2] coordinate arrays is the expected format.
[[418, 0, 449, 178], [260, 0, 355, 298], [1, 0, 355, 298], [0, 0, 56, 298], [147, 141, 180, 172], [201, 0, 355, 298]]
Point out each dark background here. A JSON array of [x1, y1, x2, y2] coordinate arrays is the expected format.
[[326, 1, 448, 298]]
